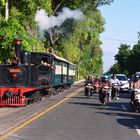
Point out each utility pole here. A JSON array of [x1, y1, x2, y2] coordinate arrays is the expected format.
[[5, 0, 9, 20]]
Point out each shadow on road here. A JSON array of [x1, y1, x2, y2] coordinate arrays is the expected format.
[[97, 110, 140, 129], [68, 101, 103, 107], [119, 92, 131, 99], [71, 94, 99, 100], [69, 92, 140, 131], [94, 100, 140, 130]]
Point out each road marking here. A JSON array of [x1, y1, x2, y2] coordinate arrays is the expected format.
[[121, 104, 127, 111], [135, 125, 140, 136], [0, 88, 83, 140]]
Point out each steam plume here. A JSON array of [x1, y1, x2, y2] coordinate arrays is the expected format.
[[35, 7, 83, 37]]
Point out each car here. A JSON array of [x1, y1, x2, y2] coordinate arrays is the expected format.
[[116, 74, 130, 92]]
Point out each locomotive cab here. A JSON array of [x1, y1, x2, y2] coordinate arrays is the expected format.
[[0, 52, 55, 106]]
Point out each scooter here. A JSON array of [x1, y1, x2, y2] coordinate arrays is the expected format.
[[130, 89, 140, 112], [99, 85, 110, 106], [85, 83, 95, 98], [111, 83, 119, 100]]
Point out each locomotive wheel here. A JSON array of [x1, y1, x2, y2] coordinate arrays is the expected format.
[[55, 88, 60, 94], [51, 88, 58, 95], [30, 91, 42, 102], [57, 87, 64, 93], [41, 90, 51, 98], [60, 87, 64, 92], [45, 91, 51, 98], [24, 99, 29, 106]]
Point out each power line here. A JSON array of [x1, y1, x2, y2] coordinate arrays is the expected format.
[[101, 37, 137, 44]]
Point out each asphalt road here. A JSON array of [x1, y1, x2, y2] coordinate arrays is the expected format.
[[1, 83, 140, 140]]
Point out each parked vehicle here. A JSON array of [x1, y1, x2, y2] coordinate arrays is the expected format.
[[0, 40, 76, 107], [116, 74, 130, 92]]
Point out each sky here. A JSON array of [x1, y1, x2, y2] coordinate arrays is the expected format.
[[99, 0, 140, 72]]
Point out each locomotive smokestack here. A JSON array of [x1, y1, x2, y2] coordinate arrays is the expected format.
[[14, 38, 22, 59]]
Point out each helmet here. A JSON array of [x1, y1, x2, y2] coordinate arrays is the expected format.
[[102, 76, 108, 82], [87, 74, 93, 80], [133, 74, 139, 82], [111, 74, 116, 79]]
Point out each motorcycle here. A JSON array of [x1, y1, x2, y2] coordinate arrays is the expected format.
[[99, 85, 110, 106], [85, 83, 95, 98], [130, 89, 140, 112], [111, 83, 119, 100]]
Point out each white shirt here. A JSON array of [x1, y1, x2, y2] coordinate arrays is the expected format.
[[110, 78, 120, 85]]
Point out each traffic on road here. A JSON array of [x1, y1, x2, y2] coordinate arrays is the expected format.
[[0, 80, 140, 140]]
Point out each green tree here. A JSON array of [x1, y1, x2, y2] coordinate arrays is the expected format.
[[0, 0, 5, 6], [0, 18, 44, 62], [0, 0, 114, 78], [51, 0, 114, 10], [54, 8, 104, 76], [129, 43, 140, 73], [111, 40, 140, 75], [109, 63, 120, 74], [115, 43, 131, 74]]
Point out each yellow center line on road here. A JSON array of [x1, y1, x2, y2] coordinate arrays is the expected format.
[[0, 88, 84, 140]]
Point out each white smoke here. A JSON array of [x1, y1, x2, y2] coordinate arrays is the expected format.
[[35, 7, 84, 37]]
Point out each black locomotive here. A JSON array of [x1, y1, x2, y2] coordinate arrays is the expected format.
[[0, 40, 76, 106]]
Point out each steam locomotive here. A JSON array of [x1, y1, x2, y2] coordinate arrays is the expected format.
[[0, 40, 76, 107]]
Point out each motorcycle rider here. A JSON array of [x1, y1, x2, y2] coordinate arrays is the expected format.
[[110, 74, 120, 100], [131, 74, 140, 89], [100, 76, 110, 88], [99, 76, 111, 103], [130, 74, 140, 110], [84, 74, 94, 96]]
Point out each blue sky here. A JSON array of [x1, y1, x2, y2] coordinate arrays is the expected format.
[[99, 0, 140, 72]]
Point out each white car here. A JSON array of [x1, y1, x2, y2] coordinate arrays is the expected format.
[[116, 74, 130, 92]]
